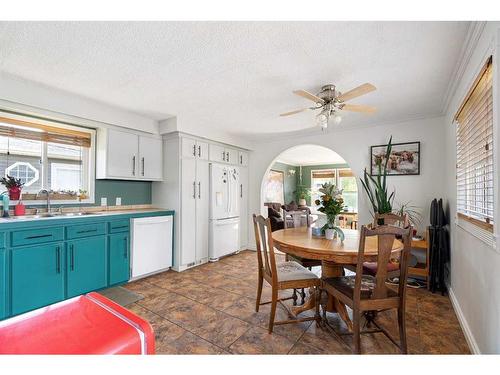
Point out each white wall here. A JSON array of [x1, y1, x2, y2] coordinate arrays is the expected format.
[[443, 22, 500, 354], [0, 71, 159, 134], [248, 115, 447, 246]]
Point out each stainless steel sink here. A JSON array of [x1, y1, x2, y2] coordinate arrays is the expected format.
[[6, 212, 101, 220]]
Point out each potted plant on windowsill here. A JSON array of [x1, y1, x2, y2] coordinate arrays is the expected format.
[[0, 175, 24, 200], [315, 182, 345, 241]]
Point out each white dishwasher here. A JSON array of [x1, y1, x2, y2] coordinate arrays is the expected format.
[[131, 215, 173, 280]]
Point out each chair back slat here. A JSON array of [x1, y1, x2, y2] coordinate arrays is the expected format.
[[355, 224, 412, 300], [253, 214, 278, 282], [283, 208, 310, 228]]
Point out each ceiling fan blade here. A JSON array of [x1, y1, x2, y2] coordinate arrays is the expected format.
[[280, 108, 308, 117], [342, 104, 377, 114], [338, 83, 376, 102], [293, 90, 325, 104]]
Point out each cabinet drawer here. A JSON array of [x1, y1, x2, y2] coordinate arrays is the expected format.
[[11, 227, 64, 247], [0, 232, 5, 249], [109, 219, 130, 233], [67, 223, 106, 239]]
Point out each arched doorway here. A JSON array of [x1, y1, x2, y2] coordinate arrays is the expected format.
[[260, 144, 359, 230]]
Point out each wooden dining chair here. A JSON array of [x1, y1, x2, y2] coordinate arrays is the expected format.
[[321, 224, 412, 354], [253, 214, 321, 333], [282, 208, 322, 305], [362, 212, 409, 278]]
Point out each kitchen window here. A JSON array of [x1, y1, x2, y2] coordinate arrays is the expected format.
[[455, 57, 493, 232], [0, 113, 95, 204]]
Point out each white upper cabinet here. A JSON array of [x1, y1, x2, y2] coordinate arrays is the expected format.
[[139, 136, 163, 180], [238, 151, 249, 166], [197, 141, 209, 160], [209, 143, 226, 163], [208, 143, 242, 165], [225, 148, 238, 165], [97, 128, 163, 181], [182, 137, 209, 160]]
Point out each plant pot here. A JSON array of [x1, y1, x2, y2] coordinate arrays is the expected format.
[[8, 187, 21, 201], [298, 198, 306, 206], [325, 228, 335, 240]]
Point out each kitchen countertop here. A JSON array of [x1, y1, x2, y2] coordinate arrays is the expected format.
[[0, 207, 174, 229]]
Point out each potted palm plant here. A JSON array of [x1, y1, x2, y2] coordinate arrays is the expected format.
[[294, 185, 311, 206], [0, 175, 24, 200], [360, 136, 395, 225], [315, 182, 345, 241]]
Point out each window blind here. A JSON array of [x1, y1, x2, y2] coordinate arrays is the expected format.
[[0, 115, 91, 148], [338, 169, 354, 178], [455, 57, 493, 229], [312, 170, 335, 179]]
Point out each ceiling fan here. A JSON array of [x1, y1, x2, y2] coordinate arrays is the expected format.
[[280, 83, 377, 129]]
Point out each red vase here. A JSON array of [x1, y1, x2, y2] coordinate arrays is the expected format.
[[8, 187, 21, 200]]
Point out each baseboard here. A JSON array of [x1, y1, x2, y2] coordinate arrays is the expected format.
[[447, 285, 481, 354], [246, 244, 257, 251]]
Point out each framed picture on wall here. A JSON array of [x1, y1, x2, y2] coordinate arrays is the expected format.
[[370, 141, 420, 176], [263, 169, 285, 204]]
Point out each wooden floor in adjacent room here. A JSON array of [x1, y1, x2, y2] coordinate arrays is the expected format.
[[123, 250, 470, 354]]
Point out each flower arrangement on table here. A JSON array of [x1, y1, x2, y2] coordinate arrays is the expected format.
[[314, 182, 345, 241]]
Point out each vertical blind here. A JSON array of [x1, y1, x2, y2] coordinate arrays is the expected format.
[[455, 57, 493, 227]]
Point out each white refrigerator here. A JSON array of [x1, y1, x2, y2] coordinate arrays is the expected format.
[[209, 163, 240, 261]]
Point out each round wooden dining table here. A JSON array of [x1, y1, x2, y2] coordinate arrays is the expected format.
[[272, 227, 403, 331]]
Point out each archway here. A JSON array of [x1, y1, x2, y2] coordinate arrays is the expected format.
[[260, 144, 360, 230]]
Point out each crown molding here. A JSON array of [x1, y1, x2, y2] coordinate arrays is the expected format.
[[441, 21, 487, 115]]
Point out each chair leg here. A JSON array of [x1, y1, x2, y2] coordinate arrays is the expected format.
[[255, 275, 263, 312], [398, 307, 407, 354], [292, 289, 298, 306], [353, 308, 361, 354], [268, 289, 278, 334], [300, 288, 306, 305]]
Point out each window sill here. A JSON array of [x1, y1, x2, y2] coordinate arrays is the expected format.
[[9, 198, 95, 206], [455, 216, 497, 251]]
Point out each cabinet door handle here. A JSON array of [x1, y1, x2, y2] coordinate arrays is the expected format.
[[226, 152, 230, 163], [198, 181, 201, 199], [240, 184, 243, 198], [198, 145, 201, 158], [193, 144, 196, 157], [141, 157, 145, 176], [222, 151, 226, 161], [26, 234, 52, 240], [193, 181, 196, 199], [124, 237, 128, 259], [56, 246, 61, 274], [240, 154, 243, 164], [132, 156, 136, 176], [70, 244, 75, 271]]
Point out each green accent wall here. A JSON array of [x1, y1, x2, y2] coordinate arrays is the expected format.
[[269, 162, 297, 204], [95, 180, 152, 206]]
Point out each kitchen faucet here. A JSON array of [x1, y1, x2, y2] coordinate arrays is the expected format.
[[37, 189, 51, 213]]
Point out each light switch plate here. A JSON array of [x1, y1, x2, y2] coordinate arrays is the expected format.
[[100, 197, 107, 206], [116, 197, 122, 206]]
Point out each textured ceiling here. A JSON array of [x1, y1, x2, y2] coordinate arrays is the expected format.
[[276, 145, 346, 166], [0, 22, 469, 139]]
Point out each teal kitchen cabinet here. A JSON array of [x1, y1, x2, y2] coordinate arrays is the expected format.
[[0, 248, 5, 319], [67, 236, 107, 298], [109, 232, 130, 285], [11, 243, 65, 316]]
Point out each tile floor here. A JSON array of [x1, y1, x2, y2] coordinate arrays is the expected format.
[[123, 250, 470, 354]]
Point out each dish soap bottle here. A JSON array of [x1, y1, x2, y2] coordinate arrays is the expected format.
[[14, 200, 26, 216], [1, 192, 10, 218]]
